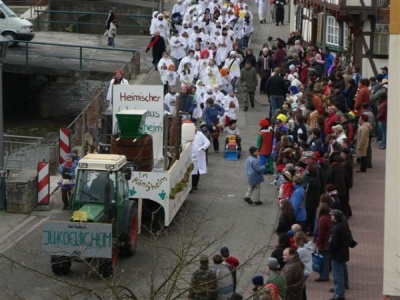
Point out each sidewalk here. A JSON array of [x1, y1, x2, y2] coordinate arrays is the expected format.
[[306, 142, 386, 299], [225, 2, 388, 300]]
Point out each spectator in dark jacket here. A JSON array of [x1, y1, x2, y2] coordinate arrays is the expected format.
[[271, 233, 291, 270], [146, 31, 166, 70], [329, 209, 354, 300], [276, 200, 297, 235], [325, 152, 347, 212], [257, 48, 273, 94], [340, 148, 353, 218], [266, 68, 288, 118], [376, 93, 387, 149], [302, 164, 321, 236], [272, 42, 286, 68]]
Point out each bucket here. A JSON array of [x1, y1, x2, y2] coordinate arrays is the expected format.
[[182, 121, 195, 142], [111, 134, 154, 171]]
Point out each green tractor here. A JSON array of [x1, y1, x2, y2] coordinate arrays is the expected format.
[[44, 154, 138, 278]]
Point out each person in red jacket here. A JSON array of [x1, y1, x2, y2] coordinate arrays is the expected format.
[[354, 78, 370, 117], [376, 93, 387, 149], [257, 118, 274, 174], [325, 105, 340, 135], [314, 203, 332, 281]]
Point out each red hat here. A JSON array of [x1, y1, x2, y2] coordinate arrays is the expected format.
[[200, 49, 210, 59], [259, 119, 270, 128], [265, 283, 279, 300], [313, 151, 324, 163], [114, 70, 123, 76]]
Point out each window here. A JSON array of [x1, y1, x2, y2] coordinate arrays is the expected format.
[[326, 16, 340, 46], [343, 23, 349, 49], [373, 24, 389, 55]]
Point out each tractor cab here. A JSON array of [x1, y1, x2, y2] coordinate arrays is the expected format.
[[71, 154, 131, 229]]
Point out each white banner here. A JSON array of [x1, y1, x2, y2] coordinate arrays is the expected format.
[[42, 222, 112, 258], [113, 85, 164, 159]]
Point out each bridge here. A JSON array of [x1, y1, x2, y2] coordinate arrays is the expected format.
[[2, 0, 162, 80], [2, 32, 156, 80]]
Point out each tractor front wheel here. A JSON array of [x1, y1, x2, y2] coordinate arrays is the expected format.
[[99, 244, 118, 278], [121, 202, 138, 257], [51, 256, 71, 275]]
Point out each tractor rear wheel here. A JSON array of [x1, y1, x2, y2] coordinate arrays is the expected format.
[[51, 256, 71, 275], [121, 203, 138, 256]]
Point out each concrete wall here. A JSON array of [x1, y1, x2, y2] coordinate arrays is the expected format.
[[48, 1, 153, 35], [6, 171, 38, 213]]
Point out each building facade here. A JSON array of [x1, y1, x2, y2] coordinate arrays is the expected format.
[[291, 0, 390, 78]]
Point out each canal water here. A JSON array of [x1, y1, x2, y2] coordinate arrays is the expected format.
[[4, 76, 105, 143]]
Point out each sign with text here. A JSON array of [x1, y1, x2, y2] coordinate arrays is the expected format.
[[42, 222, 112, 258], [113, 85, 164, 158]]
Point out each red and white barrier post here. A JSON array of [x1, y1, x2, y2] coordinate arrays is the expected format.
[[59, 128, 71, 164], [37, 161, 50, 206]]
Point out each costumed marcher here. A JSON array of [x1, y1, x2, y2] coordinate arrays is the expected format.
[[203, 97, 225, 153], [275, 0, 286, 26], [106, 70, 129, 111], [146, 31, 166, 71], [222, 89, 239, 126], [257, 0, 269, 23], [149, 13, 170, 39], [191, 127, 211, 191]]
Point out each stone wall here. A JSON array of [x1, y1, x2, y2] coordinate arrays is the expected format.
[[6, 170, 38, 213]]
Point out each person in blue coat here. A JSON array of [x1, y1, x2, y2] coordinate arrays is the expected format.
[[244, 146, 266, 205], [203, 97, 225, 152], [58, 153, 77, 210], [290, 175, 307, 229]]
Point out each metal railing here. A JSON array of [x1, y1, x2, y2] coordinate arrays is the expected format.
[[48, 55, 137, 174], [11, 39, 139, 71], [3, 134, 44, 172], [35, 10, 152, 33]]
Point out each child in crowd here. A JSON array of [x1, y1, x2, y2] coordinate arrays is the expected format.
[[277, 171, 294, 203], [220, 246, 240, 292], [224, 119, 241, 151], [165, 64, 179, 93], [107, 19, 117, 47], [222, 89, 239, 126], [257, 118, 274, 174], [219, 67, 232, 95]]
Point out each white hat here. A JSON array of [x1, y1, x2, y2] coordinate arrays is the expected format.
[[157, 13, 164, 18], [332, 124, 343, 132], [230, 51, 237, 56], [206, 85, 213, 93]]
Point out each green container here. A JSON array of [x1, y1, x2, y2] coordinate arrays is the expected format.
[[115, 110, 147, 139]]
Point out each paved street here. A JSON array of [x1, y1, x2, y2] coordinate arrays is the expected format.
[[0, 1, 392, 299]]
